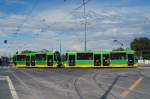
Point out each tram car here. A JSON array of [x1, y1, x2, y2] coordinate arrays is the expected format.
[[63, 50, 139, 68], [13, 50, 139, 68], [13, 51, 61, 68]]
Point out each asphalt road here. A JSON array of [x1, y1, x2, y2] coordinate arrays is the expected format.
[[0, 65, 150, 99]]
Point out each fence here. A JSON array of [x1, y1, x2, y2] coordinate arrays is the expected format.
[[138, 60, 150, 64]]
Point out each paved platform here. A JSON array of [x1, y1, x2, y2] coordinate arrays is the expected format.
[[0, 65, 150, 99]]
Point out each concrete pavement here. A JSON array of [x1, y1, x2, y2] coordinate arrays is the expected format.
[[0, 65, 150, 99]]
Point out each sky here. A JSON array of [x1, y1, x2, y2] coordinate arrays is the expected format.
[[0, 0, 150, 56]]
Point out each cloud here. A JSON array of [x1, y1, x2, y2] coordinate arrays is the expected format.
[[0, 4, 150, 55]]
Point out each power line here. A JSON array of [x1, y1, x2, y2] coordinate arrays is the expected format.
[[73, 0, 92, 11], [13, 0, 39, 37], [64, 0, 93, 51], [113, 40, 124, 48]]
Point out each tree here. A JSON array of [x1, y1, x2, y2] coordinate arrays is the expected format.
[[130, 37, 150, 59]]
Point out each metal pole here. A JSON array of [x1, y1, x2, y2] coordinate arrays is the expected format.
[[57, 40, 61, 54], [83, 0, 87, 51], [140, 49, 143, 60], [60, 40, 62, 54]]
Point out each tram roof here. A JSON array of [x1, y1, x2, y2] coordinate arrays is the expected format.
[[15, 50, 56, 55], [66, 50, 135, 54]]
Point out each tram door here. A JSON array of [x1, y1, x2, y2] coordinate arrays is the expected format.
[[26, 56, 30, 66], [94, 54, 101, 66], [69, 55, 75, 66], [128, 54, 134, 66], [47, 55, 53, 66], [103, 54, 110, 66], [31, 56, 35, 66]]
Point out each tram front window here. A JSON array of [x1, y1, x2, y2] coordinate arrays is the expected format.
[[54, 52, 61, 61]]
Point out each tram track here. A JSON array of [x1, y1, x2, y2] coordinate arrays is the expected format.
[[6, 67, 150, 99], [15, 68, 82, 99], [18, 69, 75, 92], [74, 75, 84, 99], [92, 70, 121, 99], [25, 68, 100, 99], [92, 68, 150, 99], [72, 69, 119, 99], [12, 68, 77, 99], [73, 69, 100, 99], [18, 68, 100, 99]]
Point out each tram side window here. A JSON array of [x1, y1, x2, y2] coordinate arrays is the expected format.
[[111, 53, 126, 60], [36, 54, 46, 61], [77, 53, 93, 60], [17, 55, 26, 61]]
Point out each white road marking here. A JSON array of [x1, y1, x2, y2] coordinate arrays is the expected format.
[[0, 76, 19, 99], [9, 70, 43, 99], [6, 76, 19, 99]]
